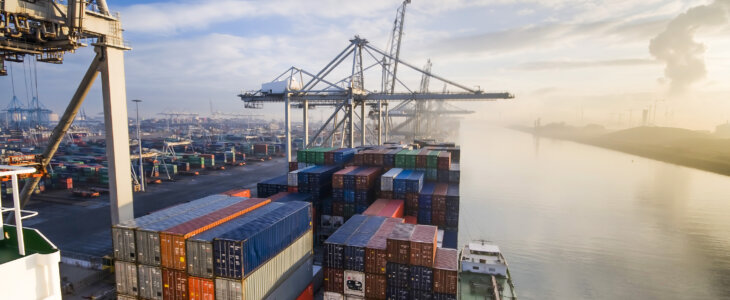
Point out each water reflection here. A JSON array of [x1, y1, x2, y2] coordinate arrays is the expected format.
[[456, 121, 730, 299]]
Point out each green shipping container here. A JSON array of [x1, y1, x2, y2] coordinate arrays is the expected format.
[[427, 151, 440, 169]]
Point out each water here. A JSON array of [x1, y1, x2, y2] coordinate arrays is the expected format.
[[456, 121, 730, 299]]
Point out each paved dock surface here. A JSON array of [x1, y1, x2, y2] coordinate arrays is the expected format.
[[22, 158, 288, 260]]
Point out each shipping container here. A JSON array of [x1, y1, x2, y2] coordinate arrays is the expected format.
[[115, 260, 138, 297], [324, 215, 367, 269], [256, 175, 288, 198], [296, 283, 315, 300], [442, 230, 458, 250], [187, 276, 214, 300], [324, 267, 345, 294], [379, 199, 404, 218], [410, 225, 438, 267], [213, 201, 312, 279], [385, 262, 410, 288], [343, 270, 365, 297], [386, 223, 415, 265], [448, 163, 460, 183], [354, 167, 381, 191], [136, 196, 247, 266], [364, 218, 403, 274], [433, 248, 458, 295], [187, 203, 283, 278], [406, 171, 425, 193], [265, 255, 313, 300], [333, 166, 358, 189], [379, 168, 402, 192], [117, 294, 138, 300], [364, 273, 386, 299], [344, 216, 386, 271], [162, 268, 187, 300], [221, 189, 251, 198], [215, 230, 313, 300], [385, 286, 409, 300], [409, 265, 434, 291], [112, 194, 231, 262], [411, 289, 435, 300], [362, 198, 387, 216], [138, 264, 163, 300], [433, 293, 457, 300], [160, 198, 270, 270]]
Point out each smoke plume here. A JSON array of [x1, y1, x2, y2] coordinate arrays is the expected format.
[[649, 0, 730, 93]]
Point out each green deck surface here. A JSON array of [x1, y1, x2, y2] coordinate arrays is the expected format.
[[0, 225, 58, 265]]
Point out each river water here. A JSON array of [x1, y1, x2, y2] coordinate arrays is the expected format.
[[455, 121, 730, 299]]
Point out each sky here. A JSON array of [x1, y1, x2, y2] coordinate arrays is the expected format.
[[2, 0, 730, 130]]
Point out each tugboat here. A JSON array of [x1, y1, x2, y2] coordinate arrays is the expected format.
[[459, 241, 517, 300]]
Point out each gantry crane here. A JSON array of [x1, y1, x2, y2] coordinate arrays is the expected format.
[[239, 36, 514, 163], [1, 0, 134, 223]]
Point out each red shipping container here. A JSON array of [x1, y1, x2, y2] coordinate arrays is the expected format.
[[432, 209, 446, 227], [363, 199, 388, 216], [379, 199, 404, 218], [221, 189, 251, 198], [437, 152, 451, 170], [353, 152, 364, 165], [432, 183, 448, 211], [355, 167, 381, 191], [409, 225, 438, 267], [288, 186, 298, 193], [289, 161, 299, 172], [188, 276, 214, 300], [296, 283, 314, 300], [333, 166, 358, 189], [159, 198, 270, 270], [253, 143, 268, 154], [162, 268, 188, 300], [333, 202, 344, 216], [365, 218, 403, 274], [365, 273, 387, 299], [386, 223, 415, 264], [433, 248, 459, 295], [404, 216, 417, 224], [324, 267, 344, 294]]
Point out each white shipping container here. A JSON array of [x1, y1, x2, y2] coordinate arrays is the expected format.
[[215, 230, 313, 300], [138, 264, 163, 300], [324, 292, 345, 300], [380, 168, 403, 192], [114, 261, 138, 297], [343, 270, 365, 297], [345, 296, 364, 300], [261, 78, 302, 94], [288, 169, 301, 187]]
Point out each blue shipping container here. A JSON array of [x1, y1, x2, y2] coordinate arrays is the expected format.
[[442, 229, 458, 249], [386, 262, 410, 288], [343, 216, 386, 271], [409, 265, 434, 291], [418, 182, 435, 210], [323, 214, 367, 269], [386, 286, 410, 300], [406, 171, 425, 193], [213, 201, 312, 279]]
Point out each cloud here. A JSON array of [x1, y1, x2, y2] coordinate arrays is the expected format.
[[518, 58, 659, 70], [649, 0, 730, 93]]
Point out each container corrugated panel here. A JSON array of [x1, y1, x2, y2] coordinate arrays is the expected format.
[[385, 262, 410, 288], [112, 194, 231, 262], [273, 192, 313, 203], [343, 270, 365, 297], [386, 223, 415, 264], [333, 166, 358, 189], [386, 286, 409, 300], [411, 289, 435, 299], [442, 230, 458, 249], [380, 168, 402, 192], [324, 267, 344, 293], [213, 201, 312, 280], [324, 292, 345, 300], [364, 218, 403, 274], [354, 167, 381, 191], [344, 167, 366, 190], [433, 293, 457, 300], [433, 248, 458, 295], [418, 208, 432, 225], [405, 192, 419, 217], [186, 202, 283, 278], [187, 276, 214, 300], [392, 170, 411, 194], [214, 230, 313, 300], [418, 182, 435, 211], [409, 265, 434, 291], [362, 199, 388, 216], [432, 183, 448, 212], [410, 225, 438, 267], [115, 260, 138, 297], [265, 255, 313, 300], [162, 268, 187, 300], [117, 294, 138, 300], [437, 152, 451, 170], [379, 199, 404, 218], [406, 171, 425, 193], [138, 264, 163, 300], [160, 197, 270, 270], [364, 273, 386, 299], [136, 196, 247, 266], [324, 215, 367, 269], [344, 216, 386, 271]]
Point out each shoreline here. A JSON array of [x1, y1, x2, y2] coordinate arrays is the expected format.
[[513, 126, 730, 178]]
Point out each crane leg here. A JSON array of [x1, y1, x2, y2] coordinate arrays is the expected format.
[[100, 46, 135, 224]]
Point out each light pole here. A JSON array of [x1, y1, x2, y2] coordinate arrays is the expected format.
[[132, 99, 144, 192]]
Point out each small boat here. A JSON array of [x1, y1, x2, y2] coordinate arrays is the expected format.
[[459, 240, 517, 300]]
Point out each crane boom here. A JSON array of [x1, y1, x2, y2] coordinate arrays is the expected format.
[[383, 0, 411, 94]]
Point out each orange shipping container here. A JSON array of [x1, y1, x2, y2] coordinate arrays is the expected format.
[[409, 225, 438, 267], [296, 283, 314, 300], [188, 276, 214, 300], [159, 198, 270, 269], [221, 189, 251, 198]]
